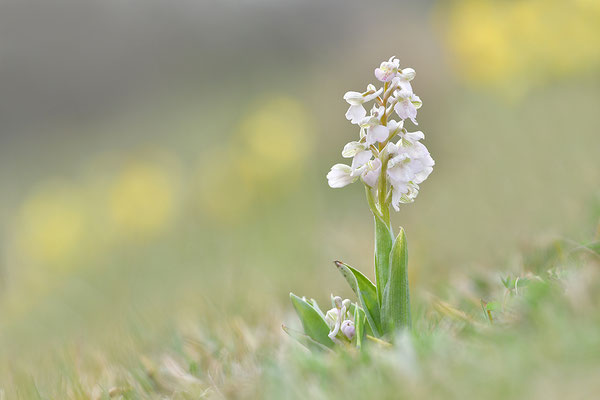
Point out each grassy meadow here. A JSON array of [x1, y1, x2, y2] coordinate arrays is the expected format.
[[0, 1, 599, 398]]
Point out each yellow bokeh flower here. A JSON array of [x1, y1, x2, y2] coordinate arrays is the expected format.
[[236, 95, 312, 184], [438, 0, 600, 96], [108, 162, 177, 236], [14, 180, 87, 267], [196, 95, 312, 222], [444, 1, 516, 84]]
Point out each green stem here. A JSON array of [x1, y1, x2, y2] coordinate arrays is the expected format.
[[364, 185, 382, 219], [378, 153, 390, 228]]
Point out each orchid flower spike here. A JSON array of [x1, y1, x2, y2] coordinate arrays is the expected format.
[[327, 57, 434, 211]]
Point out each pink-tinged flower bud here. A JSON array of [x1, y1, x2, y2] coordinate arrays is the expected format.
[[340, 320, 355, 340], [374, 57, 400, 82]]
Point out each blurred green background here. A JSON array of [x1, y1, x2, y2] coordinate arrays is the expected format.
[[0, 0, 599, 390]]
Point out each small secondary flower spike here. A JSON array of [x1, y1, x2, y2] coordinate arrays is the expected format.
[[286, 57, 435, 349]]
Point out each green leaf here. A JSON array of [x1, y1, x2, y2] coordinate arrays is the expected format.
[[585, 241, 600, 255], [480, 299, 497, 323], [334, 261, 382, 337], [289, 293, 335, 348], [281, 324, 334, 353], [374, 215, 394, 306], [353, 305, 367, 350], [381, 227, 411, 334], [308, 298, 326, 320]]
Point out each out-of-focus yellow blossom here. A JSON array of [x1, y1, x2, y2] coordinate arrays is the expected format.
[[197, 95, 311, 222], [108, 162, 177, 236], [14, 181, 87, 267], [438, 0, 600, 96], [236, 96, 311, 184]]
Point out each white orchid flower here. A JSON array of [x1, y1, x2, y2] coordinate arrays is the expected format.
[[327, 164, 356, 188], [344, 85, 383, 124], [341, 141, 373, 171], [352, 157, 382, 188], [365, 125, 389, 146], [374, 56, 400, 82], [394, 91, 422, 125], [386, 119, 404, 138], [399, 130, 425, 145], [391, 182, 420, 210], [342, 141, 365, 158], [358, 106, 389, 145], [406, 141, 434, 184], [391, 75, 413, 95], [345, 104, 367, 124], [351, 150, 373, 171], [343, 84, 382, 105], [386, 139, 434, 209], [327, 56, 433, 210], [398, 67, 416, 81]]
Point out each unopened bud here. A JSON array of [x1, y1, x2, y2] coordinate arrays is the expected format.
[[340, 320, 355, 340], [333, 296, 343, 308]]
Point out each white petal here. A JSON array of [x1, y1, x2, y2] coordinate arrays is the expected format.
[[411, 94, 422, 109], [350, 164, 367, 177], [326, 164, 356, 188], [399, 80, 413, 94], [392, 76, 413, 94], [391, 184, 408, 211], [351, 150, 373, 170], [394, 99, 418, 124], [345, 104, 367, 124], [403, 130, 424, 143], [361, 158, 382, 188], [343, 91, 363, 105], [387, 119, 404, 138], [388, 151, 409, 169], [344, 87, 383, 105], [387, 119, 400, 130], [391, 182, 419, 210], [362, 87, 383, 102], [399, 68, 416, 81], [374, 67, 396, 82], [366, 125, 389, 145], [407, 141, 431, 160], [342, 141, 366, 158], [387, 164, 414, 185], [414, 166, 433, 184], [396, 88, 412, 99], [386, 141, 400, 155]]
